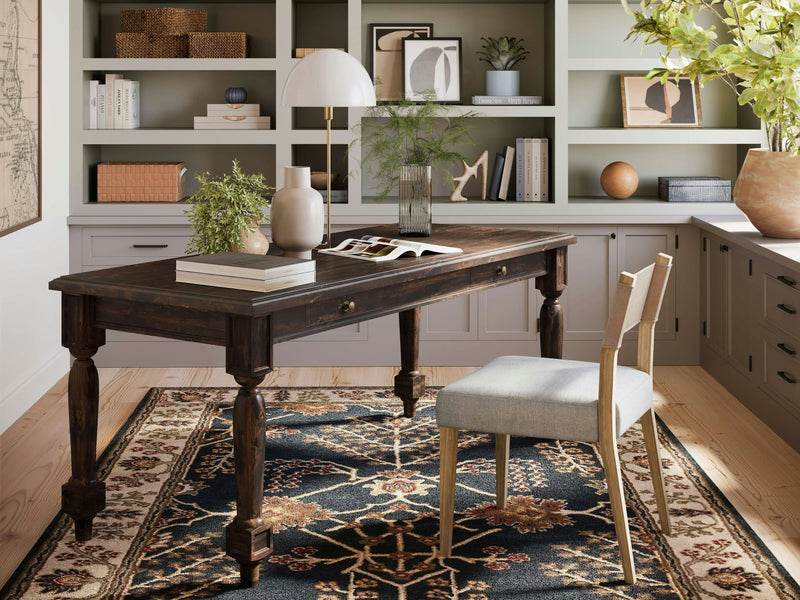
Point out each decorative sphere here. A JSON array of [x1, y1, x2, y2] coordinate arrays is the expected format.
[[224, 87, 248, 105], [600, 161, 639, 199]]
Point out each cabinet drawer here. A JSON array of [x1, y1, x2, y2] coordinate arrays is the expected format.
[[760, 326, 800, 403], [764, 275, 800, 337], [307, 289, 387, 328], [82, 227, 191, 266]]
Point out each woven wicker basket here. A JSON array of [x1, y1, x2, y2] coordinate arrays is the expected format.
[[120, 8, 206, 35], [116, 33, 188, 58], [98, 162, 187, 203], [188, 32, 248, 58]]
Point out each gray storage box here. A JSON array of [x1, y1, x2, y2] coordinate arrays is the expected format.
[[658, 176, 732, 202]]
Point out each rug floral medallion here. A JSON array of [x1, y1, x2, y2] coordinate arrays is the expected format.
[[3, 387, 798, 600]]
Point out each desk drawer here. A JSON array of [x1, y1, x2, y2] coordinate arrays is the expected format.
[[307, 289, 388, 328], [470, 254, 539, 287], [765, 275, 800, 337]]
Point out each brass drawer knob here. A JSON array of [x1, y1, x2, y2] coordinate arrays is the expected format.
[[339, 300, 355, 313], [496, 265, 507, 276]]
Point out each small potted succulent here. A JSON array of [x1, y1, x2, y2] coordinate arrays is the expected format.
[[477, 36, 530, 97], [185, 159, 274, 255]]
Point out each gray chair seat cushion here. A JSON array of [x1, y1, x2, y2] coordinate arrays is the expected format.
[[435, 355, 653, 442]]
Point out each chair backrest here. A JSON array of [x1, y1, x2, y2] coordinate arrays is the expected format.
[[597, 253, 673, 438]]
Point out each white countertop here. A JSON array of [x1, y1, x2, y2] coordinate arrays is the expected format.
[[693, 215, 800, 273]]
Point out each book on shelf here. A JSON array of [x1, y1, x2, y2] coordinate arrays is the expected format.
[[320, 189, 348, 203], [193, 116, 271, 130], [175, 269, 316, 292], [206, 104, 261, 117], [498, 145, 515, 201], [319, 236, 462, 262], [175, 252, 315, 280], [122, 80, 140, 129], [87, 80, 99, 129], [488, 152, 505, 201], [471, 95, 543, 106], [104, 74, 122, 130], [518, 137, 549, 202], [97, 84, 106, 130]]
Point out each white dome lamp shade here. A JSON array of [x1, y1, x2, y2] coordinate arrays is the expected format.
[[282, 50, 376, 247]]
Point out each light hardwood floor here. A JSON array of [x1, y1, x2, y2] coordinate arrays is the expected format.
[[1, 366, 798, 587]]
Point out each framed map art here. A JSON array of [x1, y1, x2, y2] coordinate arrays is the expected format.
[[0, 0, 41, 237]]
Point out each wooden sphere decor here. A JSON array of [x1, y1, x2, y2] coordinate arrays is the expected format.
[[601, 161, 639, 199]]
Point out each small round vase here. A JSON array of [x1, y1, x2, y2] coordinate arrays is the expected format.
[[271, 166, 324, 259], [236, 224, 269, 255], [734, 149, 800, 238], [486, 71, 520, 96]]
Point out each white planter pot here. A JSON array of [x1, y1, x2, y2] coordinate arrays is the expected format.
[[486, 70, 520, 96], [271, 166, 324, 259]]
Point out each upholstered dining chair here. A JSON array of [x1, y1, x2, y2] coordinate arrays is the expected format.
[[436, 253, 673, 585]]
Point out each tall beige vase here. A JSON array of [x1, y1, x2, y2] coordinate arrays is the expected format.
[[271, 166, 324, 259], [734, 149, 800, 239]]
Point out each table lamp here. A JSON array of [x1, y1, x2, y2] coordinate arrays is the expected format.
[[282, 49, 376, 248]]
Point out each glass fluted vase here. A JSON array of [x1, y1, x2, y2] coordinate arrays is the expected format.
[[398, 165, 432, 236]]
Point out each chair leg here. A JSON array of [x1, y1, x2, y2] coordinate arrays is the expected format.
[[599, 435, 636, 584], [439, 426, 459, 558], [495, 433, 510, 509], [640, 408, 671, 534]]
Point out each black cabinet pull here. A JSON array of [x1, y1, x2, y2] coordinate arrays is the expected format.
[[132, 244, 168, 249], [778, 343, 797, 356], [720, 244, 729, 252], [778, 371, 797, 384], [778, 303, 797, 315], [610, 233, 617, 240], [778, 275, 797, 287]]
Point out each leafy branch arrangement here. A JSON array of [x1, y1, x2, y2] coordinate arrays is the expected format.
[[477, 36, 530, 70], [622, 0, 800, 153], [355, 99, 479, 201], [184, 159, 274, 254]]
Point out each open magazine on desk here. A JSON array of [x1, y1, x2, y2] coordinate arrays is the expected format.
[[319, 236, 462, 262]]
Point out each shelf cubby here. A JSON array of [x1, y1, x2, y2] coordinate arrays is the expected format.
[[293, 1, 349, 55]]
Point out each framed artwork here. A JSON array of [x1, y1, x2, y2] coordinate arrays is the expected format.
[[369, 23, 433, 101], [0, 0, 41, 237], [402, 37, 462, 104], [620, 75, 701, 128]]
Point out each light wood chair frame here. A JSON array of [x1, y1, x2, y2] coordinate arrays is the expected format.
[[439, 253, 673, 585]]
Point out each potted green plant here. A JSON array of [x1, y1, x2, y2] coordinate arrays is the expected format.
[[622, 0, 800, 238], [477, 36, 530, 97], [185, 159, 274, 254], [356, 99, 478, 236]]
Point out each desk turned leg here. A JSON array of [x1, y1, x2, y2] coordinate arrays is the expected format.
[[225, 315, 273, 587], [61, 294, 106, 542], [395, 307, 425, 418], [226, 376, 272, 588], [536, 246, 568, 359]]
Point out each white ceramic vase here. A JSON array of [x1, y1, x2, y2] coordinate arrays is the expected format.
[[271, 166, 324, 259], [486, 70, 520, 96]]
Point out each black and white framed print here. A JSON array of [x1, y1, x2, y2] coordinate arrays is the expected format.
[[369, 23, 433, 101], [402, 37, 462, 104]]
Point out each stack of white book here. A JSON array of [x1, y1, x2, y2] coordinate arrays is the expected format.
[[194, 104, 271, 130], [87, 74, 140, 129], [175, 252, 315, 292], [515, 138, 549, 202]]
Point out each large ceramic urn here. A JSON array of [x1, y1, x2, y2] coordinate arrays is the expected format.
[[271, 166, 324, 259], [734, 149, 800, 239]]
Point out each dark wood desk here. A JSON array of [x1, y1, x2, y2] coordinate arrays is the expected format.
[[49, 224, 575, 587]]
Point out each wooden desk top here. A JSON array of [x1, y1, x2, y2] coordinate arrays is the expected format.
[[50, 224, 575, 317]]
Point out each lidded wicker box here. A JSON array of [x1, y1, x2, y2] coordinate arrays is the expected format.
[[188, 32, 249, 58], [116, 33, 189, 58], [98, 162, 187, 203], [120, 8, 207, 35]]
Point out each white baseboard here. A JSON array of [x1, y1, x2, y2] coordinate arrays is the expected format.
[[0, 351, 69, 435]]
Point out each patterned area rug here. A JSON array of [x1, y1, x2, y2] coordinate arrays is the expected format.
[[3, 387, 799, 600]]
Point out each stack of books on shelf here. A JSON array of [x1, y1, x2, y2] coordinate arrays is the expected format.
[[471, 95, 543, 106], [175, 252, 315, 292], [87, 74, 140, 129], [194, 104, 271, 130], [515, 138, 549, 202]]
